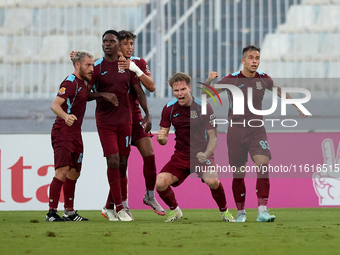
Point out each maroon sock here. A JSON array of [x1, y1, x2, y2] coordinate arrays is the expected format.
[[121, 174, 128, 202], [210, 182, 227, 212], [232, 178, 246, 211], [143, 155, 157, 191], [107, 168, 123, 213], [257, 164, 270, 206], [105, 191, 115, 210], [157, 186, 178, 210], [63, 177, 77, 211], [49, 177, 64, 210]]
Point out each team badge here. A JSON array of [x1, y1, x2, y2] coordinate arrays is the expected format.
[[58, 87, 66, 95], [256, 82, 263, 90], [190, 110, 198, 119], [118, 65, 125, 73]]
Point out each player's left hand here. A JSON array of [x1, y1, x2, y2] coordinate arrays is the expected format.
[[70, 51, 77, 61], [297, 108, 307, 118], [197, 152, 207, 163], [118, 59, 130, 70], [142, 114, 152, 133]]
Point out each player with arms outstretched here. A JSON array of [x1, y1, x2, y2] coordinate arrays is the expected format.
[[203, 45, 306, 222]]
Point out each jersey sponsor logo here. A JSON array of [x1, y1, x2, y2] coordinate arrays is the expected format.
[[256, 82, 263, 90], [190, 110, 198, 119], [238, 84, 245, 88], [173, 113, 180, 118], [101, 71, 108, 75], [58, 87, 66, 95]]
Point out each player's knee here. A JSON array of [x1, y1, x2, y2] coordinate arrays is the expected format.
[[55, 167, 69, 181], [106, 155, 119, 169], [205, 178, 220, 189], [156, 176, 169, 191]]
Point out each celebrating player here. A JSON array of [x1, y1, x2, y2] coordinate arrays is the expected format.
[[102, 30, 165, 219], [156, 72, 235, 222], [203, 45, 306, 222], [46, 51, 94, 222]]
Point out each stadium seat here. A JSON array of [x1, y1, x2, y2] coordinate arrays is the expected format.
[[260, 61, 299, 79], [70, 35, 102, 59], [288, 34, 320, 61], [299, 62, 327, 78], [48, 0, 80, 7], [7, 36, 40, 64], [32, 36, 70, 63], [15, 0, 49, 8], [318, 34, 340, 62], [301, 0, 332, 5], [260, 33, 290, 61], [30, 8, 64, 35], [328, 62, 340, 78], [0, 64, 14, 95], [45, 63, 74, 96], [314, 6, 340, 33], [60, 7, 95, 35], [0, 0, 16, 8], [278, 5, 316, 33], [0, 9, 33, 35], [0, 36, 9, 62]]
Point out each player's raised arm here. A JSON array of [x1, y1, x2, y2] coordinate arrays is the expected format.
[[269, 84, 307, 118], [121, 60, 155, 92], [51, 96, 77, 126], [201, 71, 224, 97], [157, 127, 169, 145]]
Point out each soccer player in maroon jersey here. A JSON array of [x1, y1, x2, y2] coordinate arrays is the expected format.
[[87, 30, 151, 221], [156, 72, 235, 222], [101, 30, 165, 218], [203, 45, 306, 222], [46, 51, 94, 222]]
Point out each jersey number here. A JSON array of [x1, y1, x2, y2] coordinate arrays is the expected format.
[[125, 136, 132, 147], [259, 140, 270, 150]]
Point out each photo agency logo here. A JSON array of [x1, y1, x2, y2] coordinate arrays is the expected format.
[[199, 83, 312, 128]]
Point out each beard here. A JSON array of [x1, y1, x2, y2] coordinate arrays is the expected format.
[[79, 67, 92, 82]]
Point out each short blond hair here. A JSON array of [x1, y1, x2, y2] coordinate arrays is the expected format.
[[168, 72, 191, 87], [72, 50, 93, 67]]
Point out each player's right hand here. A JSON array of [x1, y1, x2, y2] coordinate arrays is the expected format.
[[70, 51, 77, 60], [102, 92, 119, 106], [208, 71, 219, 81], [65, 114, 77, 126]]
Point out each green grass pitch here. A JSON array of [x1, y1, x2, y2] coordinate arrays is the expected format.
[[1, 208, 339, 255]]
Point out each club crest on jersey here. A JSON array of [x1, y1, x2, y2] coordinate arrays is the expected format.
[[190, 110, 198, 119], [118, 66, 125, 73], [58, 87, 66, 95], [256, 82, 263, 90]]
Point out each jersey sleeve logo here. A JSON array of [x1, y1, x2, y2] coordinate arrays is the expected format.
[[145, 64, 150, 74], [58, 87, 66, 95]]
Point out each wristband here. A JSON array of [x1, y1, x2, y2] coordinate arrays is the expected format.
[[129, 61, 144, 77]]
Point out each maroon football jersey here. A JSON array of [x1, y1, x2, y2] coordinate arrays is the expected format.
[[91, 58, 140, 126], [51, 74, 88, 136], [160, 97, 216, 159], [216, 71, 274, 122], [129, 56, 152, 122]]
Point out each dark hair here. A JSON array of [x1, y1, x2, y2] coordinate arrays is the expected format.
[[242, 45, 260, 58], [168, 72, 191, 87], [102, 30, 120, 41], [119, 30, 137, 41]]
